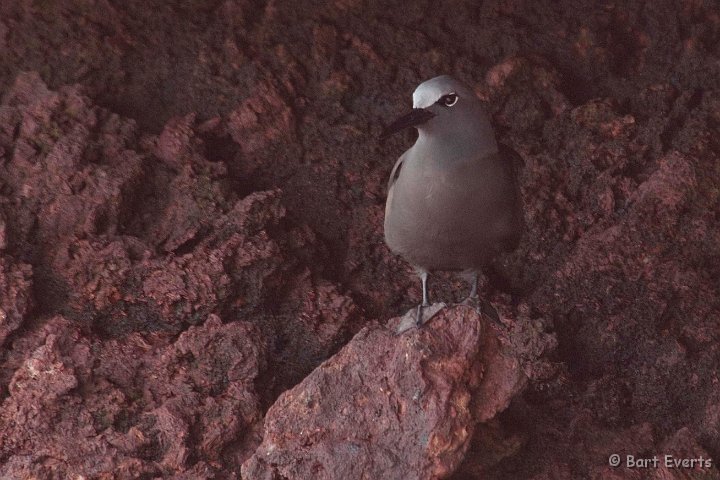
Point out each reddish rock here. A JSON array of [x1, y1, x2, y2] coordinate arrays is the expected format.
[[0, 74, 365, 478], [0, 211, 7, 250], [144, 314, 268, 466], [138, 189, 286, 325], [0, 74, 299, 477], [0, 313, 270, 479], [649, 428, 718, 479], [154, 113, 202, 170], [140, 114, 235, 254], [0, 2, 719, 479], [50, 236, 149, 312], [227, 78, 295, 156], [0, 316, 137, 478], [0, 257, 32, 346], [243, 306, 536, 480], [0, 72, 146, 251]]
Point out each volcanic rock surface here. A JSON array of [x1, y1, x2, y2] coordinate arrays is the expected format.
[[242, 306, 552, 480], [1, 1, 719, 479]]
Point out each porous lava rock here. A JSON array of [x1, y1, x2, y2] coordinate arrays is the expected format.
[[243, 305, 555, 479]]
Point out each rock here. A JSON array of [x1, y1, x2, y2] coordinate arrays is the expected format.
[[0, 257, 32, 346], [0, 72, 146, 250], [227, 79, 295, 156], [649, 428, 718, 480], [1, 1, 719, 478], [243, 306, 528, 480], [0, 314, 269, 479]]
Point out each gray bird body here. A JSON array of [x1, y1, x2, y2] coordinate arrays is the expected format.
[[385, 146, 521, 271], [382, 75, 523, 318]]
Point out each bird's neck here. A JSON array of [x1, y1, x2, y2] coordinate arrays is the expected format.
[[416, 129, 498, 162], [416, 107, 499, 161]]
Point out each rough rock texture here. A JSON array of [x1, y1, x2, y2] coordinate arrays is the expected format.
[[0, 74, 363, 478], [243, 306, 552, 480], [1, 0, 719, 478], [0, 314, 270, 478], [0, 257, 32, 345]]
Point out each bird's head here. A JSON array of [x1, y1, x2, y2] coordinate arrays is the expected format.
[[380, 75, 488, 142]]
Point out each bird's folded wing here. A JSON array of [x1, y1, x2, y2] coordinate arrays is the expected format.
[[387, 153, 406, 192]]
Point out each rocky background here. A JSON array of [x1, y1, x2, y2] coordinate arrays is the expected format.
[[1, 1, 719, 479]]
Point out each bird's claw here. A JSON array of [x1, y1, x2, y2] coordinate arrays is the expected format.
[[396, 302, 446, 334], [455, 297, 501, 325]]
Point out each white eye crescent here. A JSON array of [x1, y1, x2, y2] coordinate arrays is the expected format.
[[440, 93, 458, 107]]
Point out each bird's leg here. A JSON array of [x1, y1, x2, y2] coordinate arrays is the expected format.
[[459, 270, 479, 305], [416, 270, 430, 325], [468, 272, 478, 300], [458, 270, 501, 324], [396, 269, 444, 334]]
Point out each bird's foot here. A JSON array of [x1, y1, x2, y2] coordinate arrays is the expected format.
[[396, 302, 446, 334], [455, 296, 501, 325], [458, 294, 480, 308]]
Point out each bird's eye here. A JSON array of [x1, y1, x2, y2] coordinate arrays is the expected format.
[[439, 93, 458, 107]]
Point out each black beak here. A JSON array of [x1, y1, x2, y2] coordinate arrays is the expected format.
[[380, 108, 435, 140]]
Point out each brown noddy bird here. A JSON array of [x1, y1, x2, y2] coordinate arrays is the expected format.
[[381, 75, 524, 326]]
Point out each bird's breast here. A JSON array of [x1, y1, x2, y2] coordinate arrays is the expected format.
[[384, 152, 521, 270]]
